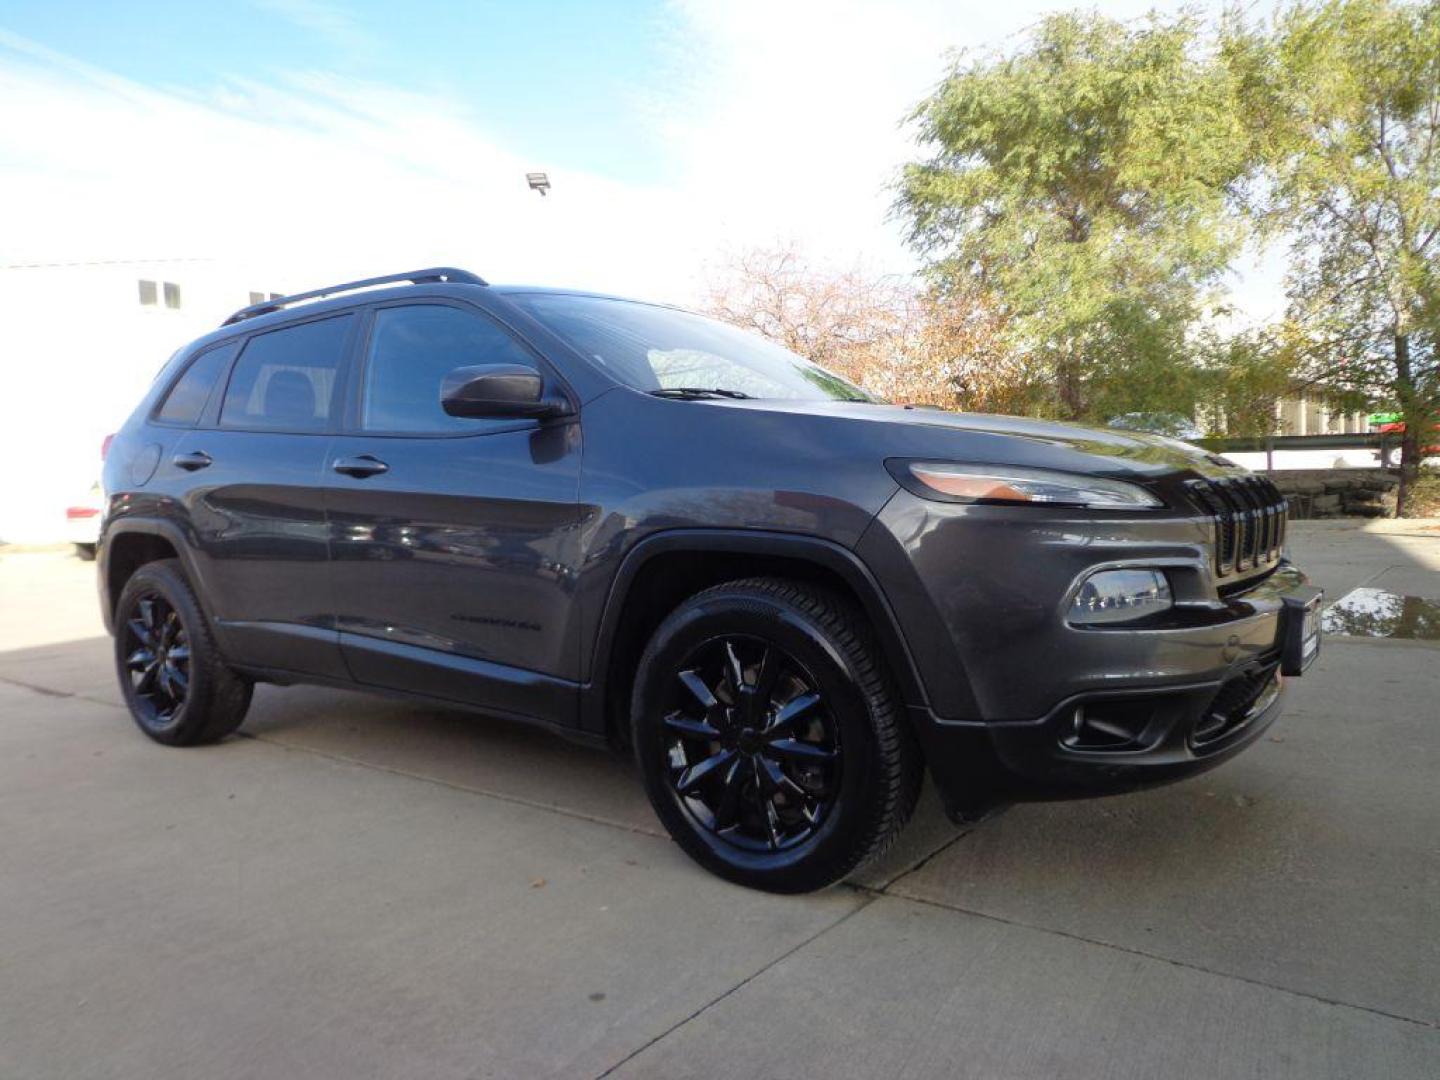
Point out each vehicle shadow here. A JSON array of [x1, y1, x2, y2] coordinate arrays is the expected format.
[[0, 631, 964, 883]]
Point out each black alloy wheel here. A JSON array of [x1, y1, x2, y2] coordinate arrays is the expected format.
[[121, 594, 191, 726], [661, 634, 841, 852], [633, 577, 921, 893], [113, 559, 252, 746]]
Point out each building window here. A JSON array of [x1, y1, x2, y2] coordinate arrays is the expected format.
[[163, 282, 182, 309], [138, 280, 158, 306]]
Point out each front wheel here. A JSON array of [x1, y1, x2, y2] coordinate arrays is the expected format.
[[632, 578, 921, 893]]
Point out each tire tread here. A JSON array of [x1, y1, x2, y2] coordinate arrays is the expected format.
[[634, 575, 922, 891]]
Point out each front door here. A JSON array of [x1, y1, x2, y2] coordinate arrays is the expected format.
[[324, 300, 583, 723]]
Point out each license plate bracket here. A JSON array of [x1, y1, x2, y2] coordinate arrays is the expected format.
[[1280, 589, 1323, 676]]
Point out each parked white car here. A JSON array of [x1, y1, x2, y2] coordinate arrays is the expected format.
[[64, 435, 111, 560]]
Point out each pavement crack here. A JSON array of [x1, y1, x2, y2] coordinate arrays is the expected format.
[[867, 888, 1440, 1032], [590, 890, 877, 1079]]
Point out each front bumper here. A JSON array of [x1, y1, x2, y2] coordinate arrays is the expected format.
[[858, 489, 1321, 818], [910, 653, 1292, 819]]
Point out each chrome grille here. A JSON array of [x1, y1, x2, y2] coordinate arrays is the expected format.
[[1186, 475, 1288, 577]]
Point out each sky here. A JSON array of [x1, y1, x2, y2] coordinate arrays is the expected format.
[[0, 0, 1285, 311]]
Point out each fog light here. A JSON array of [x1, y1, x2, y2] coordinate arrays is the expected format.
[[1070, 569, 1172, 625]]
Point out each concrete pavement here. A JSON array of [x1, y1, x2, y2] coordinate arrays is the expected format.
[[1, 523, 1437, 1078]]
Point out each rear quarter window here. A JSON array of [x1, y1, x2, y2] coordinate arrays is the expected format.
[[153, 341, 239, 426]]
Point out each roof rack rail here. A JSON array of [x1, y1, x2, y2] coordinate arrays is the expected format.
[[221, 267, 487, 326]]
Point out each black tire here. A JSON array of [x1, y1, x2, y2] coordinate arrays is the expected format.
[[632, 577, 922, 893], [74, 543, 97, 562], [114, 559, 252, 746]]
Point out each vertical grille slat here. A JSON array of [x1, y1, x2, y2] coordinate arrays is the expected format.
[[1256, 477, 1276, 557], [1217, 481, 1250, 570], [1238, 478, 1264, 568], [1187, 475, 1289, 580]]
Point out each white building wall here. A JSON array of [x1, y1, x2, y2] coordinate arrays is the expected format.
[[0, 259, 288, 543], [1273, 395, 1367, 437]]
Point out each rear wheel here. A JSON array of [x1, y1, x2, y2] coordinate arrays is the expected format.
[[114, 559, 252, 746], [632, 578, 921, 892]]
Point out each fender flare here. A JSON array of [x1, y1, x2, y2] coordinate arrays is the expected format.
[[582, 529, 933, 733], [98, 517, 215, 634]]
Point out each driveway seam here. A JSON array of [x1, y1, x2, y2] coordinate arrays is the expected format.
[[866, 823, 976, 890], [865, 887, 1439, 1032], [1349, 562, 1405, 596], [0, 675, 125, 711], [589, 890, 878, 1079]]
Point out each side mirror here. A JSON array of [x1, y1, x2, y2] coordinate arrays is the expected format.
[[440, 364, 571, 420]]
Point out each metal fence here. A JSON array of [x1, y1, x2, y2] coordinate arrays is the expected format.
[[1196, 432, 1398, 471]]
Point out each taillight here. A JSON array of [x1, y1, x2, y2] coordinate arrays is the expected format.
[[66, 507, 100, 520]]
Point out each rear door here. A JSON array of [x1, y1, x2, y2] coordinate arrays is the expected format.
[[168, 312, 358, 679], [323, 299, 583, 721]]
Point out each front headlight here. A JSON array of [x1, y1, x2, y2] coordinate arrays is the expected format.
[[889, 461, 1164, 510]]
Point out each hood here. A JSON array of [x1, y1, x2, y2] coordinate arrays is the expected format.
[[710, 399, 1244, 479]]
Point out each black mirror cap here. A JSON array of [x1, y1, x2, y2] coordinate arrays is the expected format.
[[440, 364, 571, 420]]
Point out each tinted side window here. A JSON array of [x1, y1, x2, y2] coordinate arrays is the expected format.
[[220, 315, 353, 432], [362, 305, 538, 433], [154, 341, 238, 426]]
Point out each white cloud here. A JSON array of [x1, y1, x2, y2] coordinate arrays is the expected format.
[[650, 0, 1224, 278], [0, 2, 1282, 540], [0, 2, 1255, 300], [0, 27, 699, 302], [251, 0, 374, 55]]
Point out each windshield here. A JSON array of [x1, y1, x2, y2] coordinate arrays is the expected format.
[[509, 292, 876, 402]]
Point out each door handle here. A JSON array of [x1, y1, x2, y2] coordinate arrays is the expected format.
[[172, 450, 213, 471], [332, 454, 390, 478]]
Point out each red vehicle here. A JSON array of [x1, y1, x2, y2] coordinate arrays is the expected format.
[[1375, 420, 1440, 466]]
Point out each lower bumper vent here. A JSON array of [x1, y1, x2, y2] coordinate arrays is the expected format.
[[1063, 699, 1157, 751], [1191, 664, 1281, 748]]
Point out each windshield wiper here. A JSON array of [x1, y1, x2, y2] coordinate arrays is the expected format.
[[649, 387, 754, 400]]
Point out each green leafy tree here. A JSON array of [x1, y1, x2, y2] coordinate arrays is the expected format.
[[1226, 0, 1440, 513], [896, 11, 1254, 423], [1195, 325, 1299, 437]]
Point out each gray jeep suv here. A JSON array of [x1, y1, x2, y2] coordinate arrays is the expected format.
[[98, 267, 1322, 892]]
